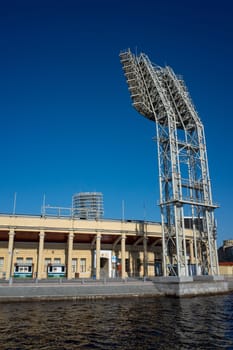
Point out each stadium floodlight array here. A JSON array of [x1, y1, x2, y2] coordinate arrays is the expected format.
[[120, 49, 219, 277]]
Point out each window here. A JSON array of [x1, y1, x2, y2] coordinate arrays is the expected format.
[[72, 258, 77, 273], [16, 257, 23, 263], [26, 257, 33, 264], [54, 258, 61, 264], [44, 258, 51, 272], [19, 266, 31, 273], [0, 258, 4, 271], [80, 258, 86, 273]]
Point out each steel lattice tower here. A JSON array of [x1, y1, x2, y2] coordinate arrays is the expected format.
[[120, 49, 219, 277]]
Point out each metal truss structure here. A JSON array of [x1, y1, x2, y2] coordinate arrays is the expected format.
[[40, 193, 104, 220], [120, 49, 219, 277]]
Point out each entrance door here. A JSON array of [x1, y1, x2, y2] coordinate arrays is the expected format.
[[100, 257, 109, 278]]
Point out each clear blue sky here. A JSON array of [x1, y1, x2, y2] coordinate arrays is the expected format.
[[0, 0, 232, 246]]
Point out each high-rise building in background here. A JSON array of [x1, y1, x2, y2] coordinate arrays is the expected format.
[[72, 192, 104, 220]]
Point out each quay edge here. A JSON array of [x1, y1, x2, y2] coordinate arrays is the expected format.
[[0, 277, 233, 302]]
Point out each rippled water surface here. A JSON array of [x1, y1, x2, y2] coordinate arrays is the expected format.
[[0, 294, 233, 349]]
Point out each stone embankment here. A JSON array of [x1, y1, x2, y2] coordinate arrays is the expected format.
[[0, 276, 232, 302]]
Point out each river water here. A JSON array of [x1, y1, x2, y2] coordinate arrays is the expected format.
[[0, 294, 233, 350]]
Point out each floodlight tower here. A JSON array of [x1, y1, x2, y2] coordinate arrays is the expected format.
[[120, 49, 219, 277]]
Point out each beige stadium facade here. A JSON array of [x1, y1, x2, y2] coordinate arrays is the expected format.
[[0, 214, 199, 280]]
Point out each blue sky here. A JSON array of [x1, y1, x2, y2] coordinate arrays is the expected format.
[[0, 0, 232, 245]]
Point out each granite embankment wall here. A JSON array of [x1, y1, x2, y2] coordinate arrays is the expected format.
[[0, 280, 162, 302], [0, 277, 232, 302]]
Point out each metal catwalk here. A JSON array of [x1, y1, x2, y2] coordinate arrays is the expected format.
[[120, 49, 219, 277]]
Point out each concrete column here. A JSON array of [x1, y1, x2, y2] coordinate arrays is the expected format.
[[143, 236, 148, 277], [37, 231, 45, 279], [67, 232, 74, 280], [6, 229, 15, 280], [96, 233, 101, 280], [189, 240, 194, 264], [121, 233, 126, 279]]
